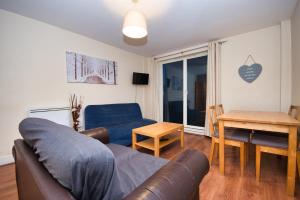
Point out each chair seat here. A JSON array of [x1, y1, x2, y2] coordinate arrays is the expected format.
[[214, 128, 250, 143], [251, 133, 288, 149], [252, 132, 300, 151]]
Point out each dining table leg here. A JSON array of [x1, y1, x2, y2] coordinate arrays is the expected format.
[[219, 120, 225, 175], [287, 126, 297, 196]]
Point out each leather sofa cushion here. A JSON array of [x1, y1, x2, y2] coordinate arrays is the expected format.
[[19, 118, 123, 200], [107, 143, 168, 196]]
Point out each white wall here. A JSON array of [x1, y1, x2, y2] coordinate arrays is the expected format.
[[221, 25, 291, 112], [0, 10, 148, 158], [292, 1, 300, 104]]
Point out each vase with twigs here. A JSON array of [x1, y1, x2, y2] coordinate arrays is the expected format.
[[70, 94, 82, 131]]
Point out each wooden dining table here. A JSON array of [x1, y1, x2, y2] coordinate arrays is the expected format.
[[217, 110, 300, 196]]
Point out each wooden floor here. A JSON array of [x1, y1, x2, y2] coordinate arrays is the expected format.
[[1, 133, 299, 200], [0, 163, 18, 200]]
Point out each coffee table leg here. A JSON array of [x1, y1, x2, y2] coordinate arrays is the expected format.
[[180, 127, 184, 148], [132, 131, 137, 150], [154, 137, 159, 157]]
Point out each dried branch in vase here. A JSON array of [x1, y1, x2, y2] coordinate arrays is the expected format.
[[70, 94, 83, 131]]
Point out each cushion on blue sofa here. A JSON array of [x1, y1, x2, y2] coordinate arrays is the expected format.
[[19, 118, 124, 200], [84, 103, 156, 146]]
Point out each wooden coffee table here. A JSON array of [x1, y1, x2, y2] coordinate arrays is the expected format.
[[132, 122, 184, 157]]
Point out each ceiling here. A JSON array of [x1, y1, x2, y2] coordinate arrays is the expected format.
[[0, 0, 298, 57]]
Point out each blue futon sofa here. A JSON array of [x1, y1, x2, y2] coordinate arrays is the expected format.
[[85, 103, 156, 146]]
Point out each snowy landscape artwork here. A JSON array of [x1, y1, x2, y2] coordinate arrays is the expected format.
[[66, 52, 117, 84]]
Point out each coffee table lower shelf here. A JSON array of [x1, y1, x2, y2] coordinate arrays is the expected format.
[[135, 134, 180, 151]]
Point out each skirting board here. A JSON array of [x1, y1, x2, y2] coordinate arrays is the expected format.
[[0, 154, 14, 166], [184, 127, 206, 135]]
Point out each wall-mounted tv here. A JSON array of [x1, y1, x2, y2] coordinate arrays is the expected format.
[[132, 72, 149, 85]]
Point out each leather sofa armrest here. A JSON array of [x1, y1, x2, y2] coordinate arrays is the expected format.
[[123, 149, 209, 200], [13, 140, 75, 200], [80, 127, 109, 144]]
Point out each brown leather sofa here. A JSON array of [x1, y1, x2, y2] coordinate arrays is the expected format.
[[13, 128, 209, 200]]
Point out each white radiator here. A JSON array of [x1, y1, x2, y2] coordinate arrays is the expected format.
[[28, 107, 72, 127]]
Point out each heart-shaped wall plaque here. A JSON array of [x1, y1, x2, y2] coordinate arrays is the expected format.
[[238, 63, 262, 83]]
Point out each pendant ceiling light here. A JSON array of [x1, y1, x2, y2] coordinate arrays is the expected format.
[[122, 10, 147, 39]]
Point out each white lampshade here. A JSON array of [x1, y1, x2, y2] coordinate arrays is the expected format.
[[122, 10, 147, 38]]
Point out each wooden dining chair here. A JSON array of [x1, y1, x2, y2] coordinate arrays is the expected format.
[[208, 105, 251, 175], [252, 105, 300, 181], [216, 104, 250, 164]]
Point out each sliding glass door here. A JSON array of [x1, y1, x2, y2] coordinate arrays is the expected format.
[[186, 56, 207, 128], [162, 53, 208, 134], [163, 60, 183, 123]]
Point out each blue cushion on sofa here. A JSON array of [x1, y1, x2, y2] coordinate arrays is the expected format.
[[19, 118, 123, 200]]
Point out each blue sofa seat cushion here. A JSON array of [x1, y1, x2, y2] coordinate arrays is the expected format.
[[108, 119, 156, 146]]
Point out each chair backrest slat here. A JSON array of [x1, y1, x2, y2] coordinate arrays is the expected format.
[[288, 105, 300, 121], [208, 106, 219, 137], [216, 104, 224, 116], [208, 104, 226, 137]]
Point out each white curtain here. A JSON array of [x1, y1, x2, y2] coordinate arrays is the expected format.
[[145, 58, 163, 122], [153, 60, 163, 122], [205, 42, 222, 136]]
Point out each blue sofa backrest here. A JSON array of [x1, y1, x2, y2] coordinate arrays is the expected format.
[[85, 103, 143, 130]]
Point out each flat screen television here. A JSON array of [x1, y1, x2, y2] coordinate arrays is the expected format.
[[132, 72, 149, 85]]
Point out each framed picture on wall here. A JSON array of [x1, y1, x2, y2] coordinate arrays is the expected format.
[[66, 51, 117, 85]]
